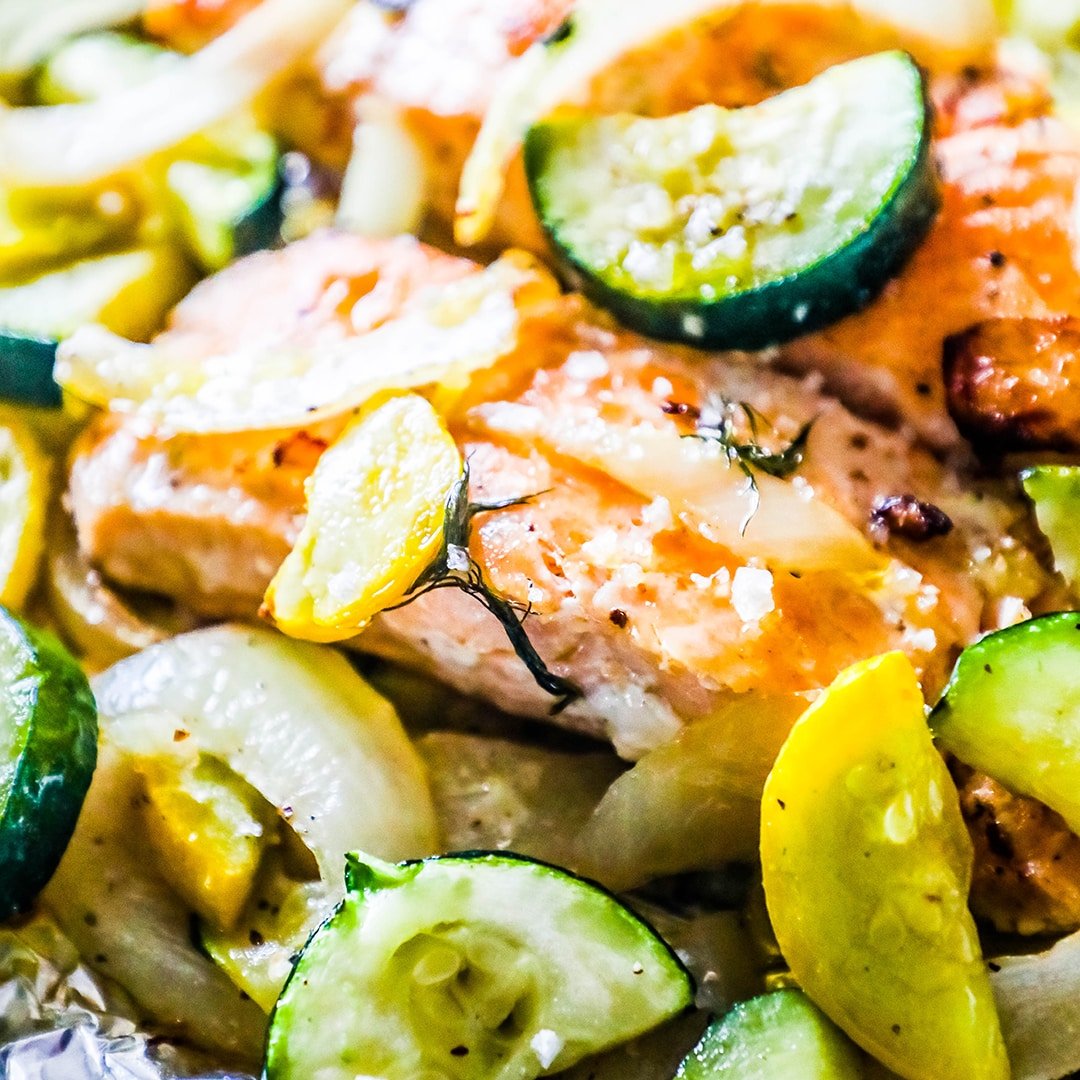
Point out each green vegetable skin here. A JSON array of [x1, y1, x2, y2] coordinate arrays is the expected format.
[[676, 990, 863, 1079], [1021, 466, 1080, 593], [0, 606, 97, 918], [932, 612, 1080, 835], [525, 51, 939, 350], [0, 32, 280, 405], [266, 852, 694, 1080]]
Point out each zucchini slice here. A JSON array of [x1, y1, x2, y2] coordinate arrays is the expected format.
[[36, 31, 282, 272], [675, 990, 863, 1079], [1021, 466, 1080, 594], [44, 626, 437, 1038], [931, 613, 1080, 835], [0, 607, 97, 919], [525, 51, 938, 350], [265, 851, 694, 1080]]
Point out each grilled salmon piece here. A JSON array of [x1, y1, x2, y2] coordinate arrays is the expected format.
[[786, 59, 1080, 448], [67, 232, 1050, 755]]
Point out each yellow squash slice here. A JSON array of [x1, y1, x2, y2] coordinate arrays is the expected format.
[[760, 652, 1008, 1080], [265, 393, 462, 643], [0, 416, 48, 610]]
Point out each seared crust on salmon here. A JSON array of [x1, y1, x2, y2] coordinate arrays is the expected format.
[[67, 232, 1051, 755]]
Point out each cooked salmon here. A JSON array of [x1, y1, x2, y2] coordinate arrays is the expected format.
[[67, 231, 1051, 756]]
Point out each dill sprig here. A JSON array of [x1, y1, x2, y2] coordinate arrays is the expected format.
[[689, 398, 813, 534], [392, 466, 582, 714]]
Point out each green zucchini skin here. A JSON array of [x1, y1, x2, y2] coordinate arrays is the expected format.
[[525, 52, 939, 352], [266, 850, 694, 1080], [930, 612, 1080, 835], [0, 333, 62, 407], [0, 608, 98, 918], [675, 990, 863, 1079]]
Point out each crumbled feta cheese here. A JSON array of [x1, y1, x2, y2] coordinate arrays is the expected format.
[[994, 596, 1031, 629], [564, 349, 609, 382], [531, 1030, 565, 1069], [731, 566, 775, 623]]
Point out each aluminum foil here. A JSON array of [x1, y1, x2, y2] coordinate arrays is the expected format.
[[0, 914, 254, 1080]]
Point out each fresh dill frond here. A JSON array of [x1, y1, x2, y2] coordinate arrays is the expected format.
[[689, 398, 813, 534], [393, 467, 582, 714]]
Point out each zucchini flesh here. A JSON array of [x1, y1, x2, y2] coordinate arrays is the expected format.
[[0, 607, 97, 919], [526, 51, 938, 349], [45, 626, 437, 1037], [265, 852, 694, 1080], [1021, 466, 1080, 594], [931, 612, 1080, 835], [675, 990, 863, 1079]]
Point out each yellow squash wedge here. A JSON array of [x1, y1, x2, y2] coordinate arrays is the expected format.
[[760, 652, 1008, 1080], [265, 393, 462, 642], [0, 417, 48, 610]]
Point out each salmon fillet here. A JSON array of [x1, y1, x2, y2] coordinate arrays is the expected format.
[[320, 5, 1080, 447], [67, 232, 1051, 756]]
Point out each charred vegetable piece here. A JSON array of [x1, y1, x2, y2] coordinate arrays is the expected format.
[[1021, 466, 1080, 593], [525, 51, 938, 349], [0, 607, 97, 919], [265, 851, 694, 1080], [674, 990, 863, 1079], [944, 318, 1080, 453], [761, 652, 1008, 1080], [931, 613, 1080, 837]]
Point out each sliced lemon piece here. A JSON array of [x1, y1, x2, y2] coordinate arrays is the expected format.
[[265, 393, 462, 643], [760, 652, 1008, 1080], [0, 418, 48, 610]]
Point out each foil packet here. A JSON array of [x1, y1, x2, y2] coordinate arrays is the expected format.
[[0, 913, 254, 1080]]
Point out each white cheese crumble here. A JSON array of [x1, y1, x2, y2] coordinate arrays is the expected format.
[[731, 566, 775, 623], [530, 1030, 565, 1069]]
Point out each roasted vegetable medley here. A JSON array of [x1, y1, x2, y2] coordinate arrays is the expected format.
[[6, 1, 1080, 1078]]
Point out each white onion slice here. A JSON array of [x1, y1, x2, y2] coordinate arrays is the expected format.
[[0, 0, 353, 187], [455, 0, 998, 245], [55, 255, 545, 434], [991, 931, 1080, 1080], [472, 399, 881, 572], [337, 96, 429, 239]]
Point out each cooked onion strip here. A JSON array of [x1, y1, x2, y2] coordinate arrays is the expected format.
[[472, 400, 882, 572], [55, 256, 551, 434], [0, 0, 352, 187], [455, 0, 998, 245]]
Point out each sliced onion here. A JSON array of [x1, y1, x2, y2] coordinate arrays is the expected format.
[[45, 625, 438, 1052], [991, 931, 1080, 1080], [472, 399, 881, 572], [0, 0, 147, 78], [0, 0, 352, 187], [337, 96, 428, 239], [455, 0, 998, 245], [42, 741, 268, 1063], [55, 255, 553, 434]]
